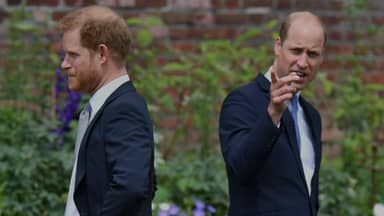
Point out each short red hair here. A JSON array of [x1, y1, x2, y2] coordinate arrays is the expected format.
[[59, 5, 131, 67]]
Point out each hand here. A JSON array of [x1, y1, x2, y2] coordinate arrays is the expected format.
[[267, 66, 300, 125]]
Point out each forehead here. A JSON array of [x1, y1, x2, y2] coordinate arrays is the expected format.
[[285, 19, 324, 51], [62, 29, 83, 50]]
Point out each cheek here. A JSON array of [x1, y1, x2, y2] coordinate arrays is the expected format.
[[284, 54, 297, 66], [308, 60, 322, 71], [307, 69, 318, 82], [72, 61, 89, 75]]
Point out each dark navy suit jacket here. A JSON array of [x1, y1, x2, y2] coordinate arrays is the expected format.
[[74, 81, 155, 216], [219, 74, 322, 216]]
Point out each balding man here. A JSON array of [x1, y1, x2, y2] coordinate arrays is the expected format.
[[60, 5, 155, 216], [219, 11, 326, 216]]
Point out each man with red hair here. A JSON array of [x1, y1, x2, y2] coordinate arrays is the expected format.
[[60, 5, 156, 216]]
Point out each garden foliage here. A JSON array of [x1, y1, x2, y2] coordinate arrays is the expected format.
[[0, 9, 73, 215]]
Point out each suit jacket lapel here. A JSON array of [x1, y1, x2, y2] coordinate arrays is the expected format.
[[282, 110, 308, 189], [282, 110, 300, 155], [74, 113, 97, 189], [75, 81, 136, 189]]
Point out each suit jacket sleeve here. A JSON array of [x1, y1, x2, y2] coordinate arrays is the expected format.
[[100, 96, 154, 215], [219, 90, 280, 184]]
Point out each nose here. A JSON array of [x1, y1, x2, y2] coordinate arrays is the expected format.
[[297, 53, 308, 69], [61, 54, 71, 70]]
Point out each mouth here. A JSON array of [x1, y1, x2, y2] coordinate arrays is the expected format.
[[295, 71, 306, 77]]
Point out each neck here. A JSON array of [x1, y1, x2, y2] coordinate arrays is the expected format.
[[91, 64, 128, 94]]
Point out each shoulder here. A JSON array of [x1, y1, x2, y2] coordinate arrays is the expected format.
[[103, 82, 150, 117], [223, 74, 269, 106]]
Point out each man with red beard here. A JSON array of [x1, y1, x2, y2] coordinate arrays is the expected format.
[[60, 5, 155, 216]]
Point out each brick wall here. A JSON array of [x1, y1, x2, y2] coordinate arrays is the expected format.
[[2, 0, 384, 76], [1, 0, 384, 146]]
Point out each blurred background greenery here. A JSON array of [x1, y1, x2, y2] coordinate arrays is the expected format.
[[0, 1, 383, 216]]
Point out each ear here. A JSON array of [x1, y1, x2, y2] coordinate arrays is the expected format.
[[274, 37, 282, 57], [96, 44, 109, 64]]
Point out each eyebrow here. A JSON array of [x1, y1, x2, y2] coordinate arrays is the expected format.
[[289, 46, 322, 52]]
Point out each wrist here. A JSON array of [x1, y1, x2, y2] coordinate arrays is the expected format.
[[268, 104, 283, 126]]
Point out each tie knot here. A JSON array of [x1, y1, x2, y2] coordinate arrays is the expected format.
[[83, 102, 92, 113], [80, 103, 92, 122]]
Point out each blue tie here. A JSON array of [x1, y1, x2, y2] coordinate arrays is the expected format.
[[289, 94, 301, 150]]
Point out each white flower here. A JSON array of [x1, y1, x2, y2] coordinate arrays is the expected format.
[[374, 203, 384, 216], [159, 202, 171, 211]]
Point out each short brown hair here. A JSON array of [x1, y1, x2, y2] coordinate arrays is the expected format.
[[59, 6, 131, 67], [279, 11, 327, 47]]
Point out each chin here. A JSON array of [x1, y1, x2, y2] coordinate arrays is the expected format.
[[68, 84, 80, 92]]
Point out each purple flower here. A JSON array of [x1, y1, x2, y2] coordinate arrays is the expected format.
[[157, 210, 169, 216], [169, 204, 180, 215], [192, 208, 205, 216], [51, 50, 82, 149], [156, 200, 216, 216], [194, 199, 205, 210], [207, 205, 216, 213]]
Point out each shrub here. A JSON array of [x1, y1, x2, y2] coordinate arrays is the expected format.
[[0, 7, 75, 215], [153, 151, 228, 215]]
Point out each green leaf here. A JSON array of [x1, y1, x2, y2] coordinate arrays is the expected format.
[[13, 22, 35, 31], [162, 62, 188, 71], [266, 19, 278, 29], [235, 28, 261, 43], [367, 83, 384, 91], [145, 16, 164, 26], [126, 17, 143, 25], [136, 29, 153, 47], [49, 53, 60, 65]]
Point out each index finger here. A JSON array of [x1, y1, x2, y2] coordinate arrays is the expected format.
[[271, 67, 279, 84]]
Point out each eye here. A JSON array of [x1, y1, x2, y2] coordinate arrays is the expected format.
[[307, 51, 320, 58], [68, 52, 79, 58], [65, 52, 80, 62], [290, 48, 302, 55]]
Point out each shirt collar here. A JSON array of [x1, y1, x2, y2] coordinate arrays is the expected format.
[[264, 66, 273, 82], [88, 74, 130, 120]]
